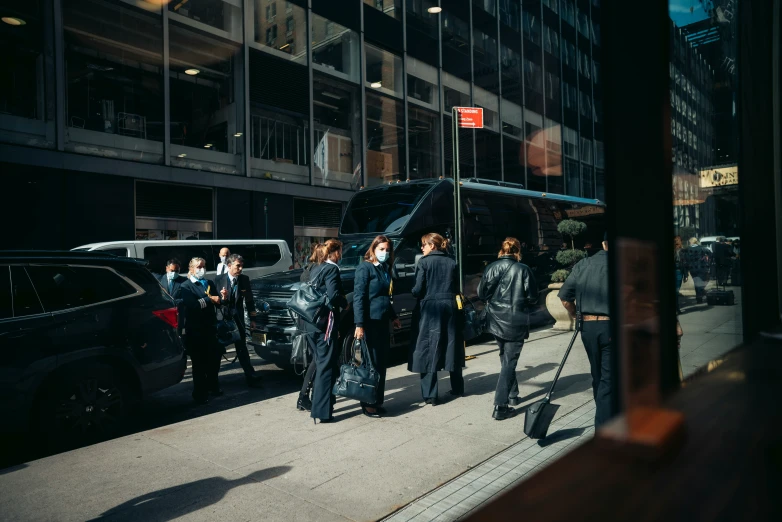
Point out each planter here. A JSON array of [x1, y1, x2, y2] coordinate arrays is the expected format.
[[546, 283, 575, 331]]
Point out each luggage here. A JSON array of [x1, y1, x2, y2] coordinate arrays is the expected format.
[[524, 316, 581, 439], [706, 287, 735, 306], [333, 338, 380, 405]]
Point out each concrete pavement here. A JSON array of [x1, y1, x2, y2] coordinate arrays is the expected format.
[[0, 291, 742, 522]]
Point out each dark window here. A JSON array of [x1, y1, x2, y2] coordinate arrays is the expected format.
[[10, 267, 43, 317], [100, 248, 129, 257], [0, 266, 11, 320], [340, 182, 436, 235], [221, 245, 283, 268], [25, 266, 137, 312], [144, 245, 215, 273]]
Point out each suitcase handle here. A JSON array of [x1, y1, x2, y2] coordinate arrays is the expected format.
[[544, 312, 582, 402]]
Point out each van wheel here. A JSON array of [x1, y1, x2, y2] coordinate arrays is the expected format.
[[37, 363, 127, 449]]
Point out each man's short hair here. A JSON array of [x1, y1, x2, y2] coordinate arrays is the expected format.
[[227, 253, 244, 265], [166, 258, 181, 267]]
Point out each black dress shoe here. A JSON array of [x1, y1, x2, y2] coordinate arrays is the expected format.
[[375, 406, 388, 415], [193, 395, 209, 405], [314, 417, 335, 424], [361, 406, 381, 418], [246, 375, 264, 388], [508, 397, 522, 407], [448, 390, 464, 398], [424, 398, 439, 406], [209, 389, 224, 397], [492, 405, 514, 420], [297, 396, 312, 411]]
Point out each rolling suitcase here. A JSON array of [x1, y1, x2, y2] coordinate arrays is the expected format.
[[706, 284, 735, 306], [524, 315, 582, 439]]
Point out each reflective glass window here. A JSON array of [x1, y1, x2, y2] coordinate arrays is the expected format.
[[253, 0, 307, 63], [364, 0, 402, 20], [365, 44, 403, 98], [313, 73, 361, 190], [312, 14, 360, 83], [408, 106, 441, 180], [63, 0, 164, 163], [499, 0, 521, 31], [407, 57, 439, 110], [366, 92, 405, 185], [168, 0, 242, 41], [0, 0, 55, 149]]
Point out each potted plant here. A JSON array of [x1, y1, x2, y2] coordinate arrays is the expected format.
[[546, 220, 588, 330]]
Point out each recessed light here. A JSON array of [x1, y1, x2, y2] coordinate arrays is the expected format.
[[2, 17, 25, 26], [184, 68, 200, 75], [204, 144, 213, 148], [370, 81, 382, 88], [427, 7, 442, 14], [177, 153, 187, 158], [234, 132, 243, 137]]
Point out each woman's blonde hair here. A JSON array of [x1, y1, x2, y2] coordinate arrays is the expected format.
[[323, 239, 343, 262], [421, 233, 449, 252], [498, 237, 521, 261], [188, 257, 206, 274]]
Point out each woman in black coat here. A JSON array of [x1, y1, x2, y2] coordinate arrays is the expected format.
[[296, 244, 323, 412], [354, 235, 402, 417], [181, 257, 228, 404], [309, 239, 348, 423], [477, 237, 538, 420], [408, 233, 464, 405]]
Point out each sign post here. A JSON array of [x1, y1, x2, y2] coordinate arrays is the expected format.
[[452, 107, 484, 294]]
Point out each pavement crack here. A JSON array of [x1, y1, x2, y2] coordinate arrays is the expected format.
[[310, 471, 346, 490]]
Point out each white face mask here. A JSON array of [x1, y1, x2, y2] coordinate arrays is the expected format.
[[220, 256, 227, 263], [195, 268, 206, 279], [166, 271, 176, 280], [376, 251, 389, 263]]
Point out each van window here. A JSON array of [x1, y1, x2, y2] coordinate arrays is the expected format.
[[10, 267, 44, 317], [219, 244, 282, 268], [0, 266, 11, 320], [143, 245, 215, 274], [25, 266, 137, 312], [100, 248, 129, 257]]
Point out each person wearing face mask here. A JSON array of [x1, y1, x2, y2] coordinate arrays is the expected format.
[[353, 235, 402, 417], [216, 247, 231, 276], [158, 259, 187, 334], [181, 257, 229, 404]]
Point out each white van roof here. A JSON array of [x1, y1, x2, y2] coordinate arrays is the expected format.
[[74, 239, 288, 249]]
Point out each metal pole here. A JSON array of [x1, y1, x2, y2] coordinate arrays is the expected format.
[[452, 107, 463, 294]]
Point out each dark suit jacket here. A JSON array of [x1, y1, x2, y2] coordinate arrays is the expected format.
[[353, 261, 397, 327], [181, 278, 219, 334], [214, 273, 256, 325], [309, 262, 347, 337], [158, 273, 187, 304]]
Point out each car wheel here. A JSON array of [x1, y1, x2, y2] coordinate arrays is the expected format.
[[37, 363, 128, 449], [339, 330, 357, 366]]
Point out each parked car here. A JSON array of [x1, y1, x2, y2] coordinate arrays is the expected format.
[[72, 239, 294, 279], [0, 251, 186, 446]]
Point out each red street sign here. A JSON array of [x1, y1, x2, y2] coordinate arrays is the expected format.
[[455, 107, 484, 129]]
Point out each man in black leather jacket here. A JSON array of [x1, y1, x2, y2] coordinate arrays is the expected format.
[[478, 237, 538, 420]]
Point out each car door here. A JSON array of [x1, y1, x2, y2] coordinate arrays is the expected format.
[[0, 266, 57, 425], [391, 239, 420, 328]]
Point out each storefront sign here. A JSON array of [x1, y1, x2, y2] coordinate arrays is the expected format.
[[700, 165, 738, 188]]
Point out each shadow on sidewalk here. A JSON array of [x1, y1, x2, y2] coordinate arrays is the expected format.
[[538, 427, 589, 447], [87, 466, 291, 521]]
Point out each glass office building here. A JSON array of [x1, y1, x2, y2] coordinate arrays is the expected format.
[[1, 0, 711, 253]]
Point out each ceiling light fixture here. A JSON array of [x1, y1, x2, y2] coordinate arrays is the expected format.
[[370, 81, 382, 88], [427, 6, 442, 14], [184, 68, 200, 75], [177, 153, 187, 157], [2, 17, 26, 26], [204, 144, 213, 148], [234, 132, 243, 137]]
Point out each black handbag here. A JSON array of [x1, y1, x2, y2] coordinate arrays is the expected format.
[[287, 270, 330, 330], [462, 295, 483, 342], [332, 338, 380, 405], [290, 333, 312, 375], [215, 306, 241, 348]]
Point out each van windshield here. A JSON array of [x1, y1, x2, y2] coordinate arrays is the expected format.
[[338, 239, 401, 270], [340, 182, 437, 235]]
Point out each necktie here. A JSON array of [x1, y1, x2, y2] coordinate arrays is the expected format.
[[168, 279, 173, 293]]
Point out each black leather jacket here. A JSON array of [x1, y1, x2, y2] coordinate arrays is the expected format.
[[477, 256, 538, 342]]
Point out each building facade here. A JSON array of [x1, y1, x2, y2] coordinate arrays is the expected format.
[[2, 0, 610, 254]]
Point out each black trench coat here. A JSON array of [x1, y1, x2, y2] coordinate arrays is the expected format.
[[408, 251, 465, 373]]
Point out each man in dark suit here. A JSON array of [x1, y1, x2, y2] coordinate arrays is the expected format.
[[158, 259, 187, 333], [215, 254, 264, 388]]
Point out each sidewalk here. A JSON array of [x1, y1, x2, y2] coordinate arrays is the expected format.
[[0, 328, 597, 522]]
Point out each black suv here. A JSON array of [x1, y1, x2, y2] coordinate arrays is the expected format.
[[0, 251, 186, 445]]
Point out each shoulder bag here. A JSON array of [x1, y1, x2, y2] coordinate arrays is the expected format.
[[332, 337, 380, 405], [215, 306, 241, 348], [287, 268, 331, 330]]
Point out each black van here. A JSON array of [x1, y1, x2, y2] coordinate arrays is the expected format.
[[249, 178, 606, 368], [0, 251, 186, 445]]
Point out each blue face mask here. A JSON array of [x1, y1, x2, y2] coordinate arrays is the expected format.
[[166, 271, 176, 281], [376, 251, 389, 263]]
